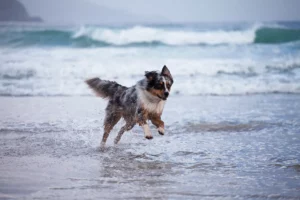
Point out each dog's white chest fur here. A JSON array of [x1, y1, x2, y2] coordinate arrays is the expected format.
[[137, 87, 165, 114], [142, 99, 165, 114]]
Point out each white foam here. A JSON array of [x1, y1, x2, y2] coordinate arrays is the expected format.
[[1, 47, 300, 96], [72, 25, 256, 45]]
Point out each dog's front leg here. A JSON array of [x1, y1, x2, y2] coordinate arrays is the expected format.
[[150, 115, 165, 135], [142, 123, 153, 139], [137, 107, 153, 139]]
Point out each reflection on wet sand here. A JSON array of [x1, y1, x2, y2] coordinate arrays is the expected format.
[[0, 95, 299, 199]]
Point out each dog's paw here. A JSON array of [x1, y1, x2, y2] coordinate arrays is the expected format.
[[99, 147, 106, 152], [158, 127, 164, 135], [99, 142, 106, 152], [114, 138, 119, 145], [145, 135, 153, 140]]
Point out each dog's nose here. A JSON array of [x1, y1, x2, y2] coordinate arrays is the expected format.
[[164, 92, 169, 97]]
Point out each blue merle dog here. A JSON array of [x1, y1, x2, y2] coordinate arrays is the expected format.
[[86, 66, 173, 149]]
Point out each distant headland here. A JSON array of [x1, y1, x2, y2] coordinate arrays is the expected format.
[[0, 0, 43, 22]]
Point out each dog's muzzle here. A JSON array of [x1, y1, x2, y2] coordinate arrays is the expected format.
[[161, 92, 169, 100]]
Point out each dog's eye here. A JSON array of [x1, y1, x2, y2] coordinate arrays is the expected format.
[[167, 83, 171, 89], [155, 82, 164, 89]]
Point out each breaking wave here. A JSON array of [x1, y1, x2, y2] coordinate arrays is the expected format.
[[1, 25, 300, 47]]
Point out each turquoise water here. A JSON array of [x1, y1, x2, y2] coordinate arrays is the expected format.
[[1, 22, 300, 47]]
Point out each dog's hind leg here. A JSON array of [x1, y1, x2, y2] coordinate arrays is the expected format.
[[101, 112, 121, 149], [114, 123, 135, 145]]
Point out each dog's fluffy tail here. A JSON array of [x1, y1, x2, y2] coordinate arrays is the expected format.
[[85, 78, 127, 99]]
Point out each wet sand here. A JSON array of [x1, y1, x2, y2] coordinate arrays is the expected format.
[[0, 95, 300, 199]]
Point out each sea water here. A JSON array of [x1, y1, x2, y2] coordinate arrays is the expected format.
[[0, 22, 300, 199], [0, 22, 300, 96], [0, 95, 299, 199]]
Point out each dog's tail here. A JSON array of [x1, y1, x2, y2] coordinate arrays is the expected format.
[[85, 77, 127, 99]]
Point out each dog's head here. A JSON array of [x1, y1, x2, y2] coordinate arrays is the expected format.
[[145, 65, 174, 100]]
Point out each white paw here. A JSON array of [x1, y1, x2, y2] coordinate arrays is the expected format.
[[100, 142, 106, 151], [142, 124, 153, 139], [158, 127, 164, 135]]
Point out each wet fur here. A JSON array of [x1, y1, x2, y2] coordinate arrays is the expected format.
[[86, 66, 173, 148]]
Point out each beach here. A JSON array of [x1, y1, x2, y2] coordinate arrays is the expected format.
[[1, 95, 299, 199], [1, 21, 300, 199]]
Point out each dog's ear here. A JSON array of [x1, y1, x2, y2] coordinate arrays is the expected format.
[[145, 71, 157, 81], [161, 65, 173, 81]]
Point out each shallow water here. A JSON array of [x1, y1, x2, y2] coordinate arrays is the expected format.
[[0, 95, 299, 199]]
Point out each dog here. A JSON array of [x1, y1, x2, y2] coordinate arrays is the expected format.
[[85, 65, 173, 148]]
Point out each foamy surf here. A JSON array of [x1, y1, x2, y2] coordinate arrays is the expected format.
[[0, 47, 300, 96], [72, 25, 255, 45], [1, 22, 300, 96]]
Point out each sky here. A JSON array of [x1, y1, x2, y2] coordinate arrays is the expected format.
[[20, 0, 300, 24]]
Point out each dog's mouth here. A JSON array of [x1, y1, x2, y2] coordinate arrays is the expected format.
[[157, 95, 167, 100]]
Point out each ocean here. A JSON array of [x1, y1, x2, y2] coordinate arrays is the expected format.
[[0, 22, 300, 96], [0, 22, 300, 199]]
